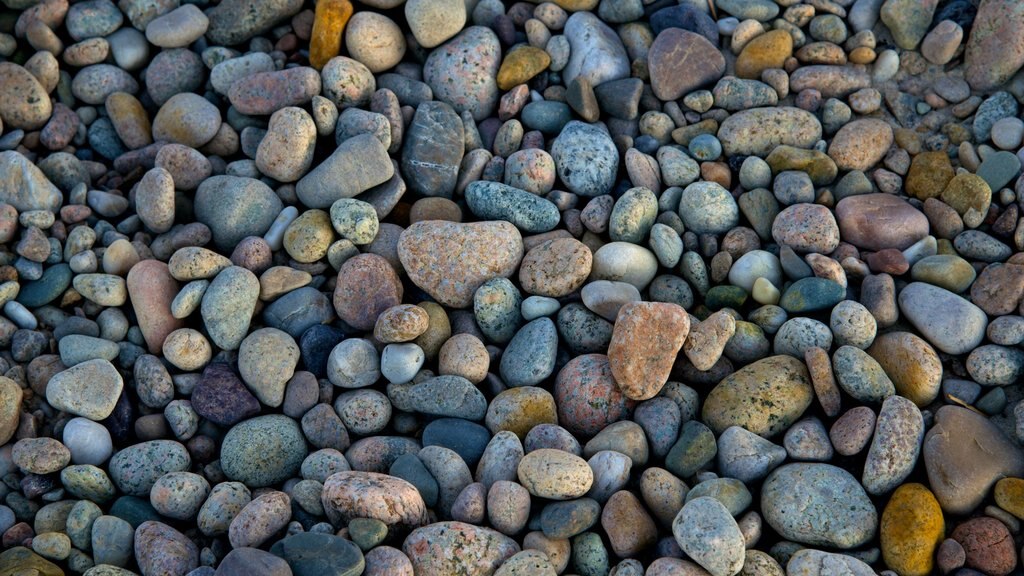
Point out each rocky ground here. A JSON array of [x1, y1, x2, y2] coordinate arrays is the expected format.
[[0, 0, 1023, 574]]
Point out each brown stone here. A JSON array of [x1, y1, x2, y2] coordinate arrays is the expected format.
[[735, 30, 793, 79], [940, 173, 992, 219], [828, 119, 894, 171], [805, 346, 841, 417], [971, 263, 1024, 316], [127, 260, 186, 353], [906, 151, 954, 200], [554, 354, 636, 438], [951, 517, 1017, 576], [829, 406, 876, 456], [867, 332, 942, 407], [601, 490, 657, 558], [835, 194, 929, 251], [965, 0, 1024, 91], [648, 28, 725, 101], [683, 311, 735, 371], [333, 253, 403, 331], [607, 302, 689, 401], [924, 406, 1024, 515], [374, 304, 430, 343], [398, 220, 523, 309], [865, 248, 909, 275], [519, 238, 592, 298], [497, 46, 551, 91]]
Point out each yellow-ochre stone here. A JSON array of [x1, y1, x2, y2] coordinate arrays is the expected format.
[[497, 46, 552, 91], [735, 29, 793, 79], [995, 477, 1024, 519], [310, 0, 353, 70], [880, 483, 944, 576]]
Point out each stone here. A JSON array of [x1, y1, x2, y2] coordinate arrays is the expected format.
[[880, 0, 938, 49], [195, 176, 283, 251], [297, 133, 393, 208], [672, 497, 744, 576], [924, 406, 1024, 515], [220, 415, 308, 488], [735, 29, 792, 79], [270, 532, 366, 576], [0, 63, 53, 130], [867, 332, 942, 407], [551, 121, 619, 197], [862, 395, 924, 494], [320, 471, 427, 529], [649, 29, 725, 101], [205, 0, 303, 45], [563, 12, 630, 88], [898, 282, 987, 355], [0, 151, 62, 213], [403, 522, 519, 576], [518, 449, 593, 500], [201, 266, 259, 351], [332, 254, 402, 331], [702, 355, 813, 438], [965, 0, 1024, 91], [880, 483, 944, 576], [423, 27, 501, 121], [827, 119, 893, 171], [608, 302, 689, 400], [718, 107, 822, 157], [835, 194, 929, 251], [398, 221, 523, 308], [46, 359, 123, 421], [951, 517, 1017, 576], [761, 463, 877, 549], [401, 101, 464, 199]]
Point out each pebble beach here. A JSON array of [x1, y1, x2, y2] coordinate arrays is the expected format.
[[0, 0, 1023, 574]]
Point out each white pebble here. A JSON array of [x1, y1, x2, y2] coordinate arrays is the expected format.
[[4, 301, 36, 329], [263, 206, 300, 251], [381, 343, 426, 384], [63, 417, 114, 465]]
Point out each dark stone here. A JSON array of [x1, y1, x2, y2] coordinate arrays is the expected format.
[[103, 391, 133, 444], [401, 101, 464, 198], [270, 532, 365, 576], [389, 453, 439, 508], [216, 547, 292, 576], [262, 287, 334, 339], [16, 264, 72, 308], [191, 364, 261, 427], [935, 0, 976, 28], [593, 78, 644, 120], [299, 325, 346, 378], [650, 4, 719, 45], [109, 496, 162, 529], [422, 418, 492, 469], [540, 498, 602, 539]]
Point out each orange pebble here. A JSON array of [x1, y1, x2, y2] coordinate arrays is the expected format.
[[309, 0, 353, 70]]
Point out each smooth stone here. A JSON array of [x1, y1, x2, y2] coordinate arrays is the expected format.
[[398, 220, 523, 308], [108, 440, 190, 496], [761, 463, 877, 549], [270, 533, 366, 576], [401, 101, 464, 199], [195, 176, 283, 251], [862, 395, 924, 495], [672, 497, 744, 576], [465, 182, 560, 233], [298, 134, 393, 208], [402, 522, 519, 576], [422, 26, 501, 122], [46, 359, 123, 421], [201, 266, 259, 351], [220, 415, 308, 488], [898, 282, 987, 355], [563, 12, 630, 88], [924, 405, 1024, 515], [649, 28, 725, 101], [702, 355, 813, 438], [551, 121, 619, 197], [718, 107, 822, 157]]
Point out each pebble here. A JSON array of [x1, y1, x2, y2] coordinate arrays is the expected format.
[[762, 463, 877, 548], [423, 27, 500, 122]]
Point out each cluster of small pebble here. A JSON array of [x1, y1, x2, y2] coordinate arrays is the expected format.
[[3, 0, 1024, 574]]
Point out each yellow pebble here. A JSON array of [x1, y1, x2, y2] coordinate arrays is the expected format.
[[309, 0, 353, 70], [880, 483, 944, 576]]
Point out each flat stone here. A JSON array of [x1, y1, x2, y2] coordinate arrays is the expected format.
[[835, 194, 929, 251], [898, 282, 987, 355], [648, 28, 725, 101], [925, 405, 1024, 515]]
